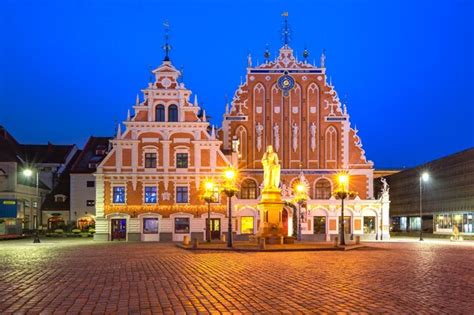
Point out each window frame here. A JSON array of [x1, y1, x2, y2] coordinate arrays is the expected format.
[[112, 185, 126, 204], [144, 152, 157, 169], [144, 186, 158, 204], [174, 217, 190, 234], [175, 186, 189, 204]]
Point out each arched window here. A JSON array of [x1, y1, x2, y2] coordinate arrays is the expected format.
[[235, 126, 247, 160], [240, 179, 258, 199], [155, 105, 165, 122], [168, 105, 178, 122], [315, 178, 332, 199]]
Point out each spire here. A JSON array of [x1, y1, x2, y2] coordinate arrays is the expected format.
[[194, 94, 198, 107], [281, 12, 291, 47], [264, 44, 271, 62], [202, 110, 207, 122], [116, 123, 121, 138], [211, 125, 216, 140], [135, 94, 140, 106], [162, 20, 172, 61], [127, 109, 131, 121], [320, 49, 326, 68], [225, 94, 229, 114], [247, 53, 252, 67]]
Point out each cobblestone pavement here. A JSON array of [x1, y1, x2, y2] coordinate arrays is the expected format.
[[1, 239, 473, 314]]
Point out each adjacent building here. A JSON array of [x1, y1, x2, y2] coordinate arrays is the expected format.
[[387, 147, 474, 235], [94, 21, 390, 242]]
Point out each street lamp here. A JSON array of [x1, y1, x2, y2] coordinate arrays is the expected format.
[[293, 182, 308, 241], [202, 179, 216, 243], [22, 168, 40, 243], [333, 173, 356, 246], [419, 172, 429, 241], [222, 166, 238, 248]]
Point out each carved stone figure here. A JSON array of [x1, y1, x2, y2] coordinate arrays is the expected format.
[[380, 177, 389, 195], [256, 123, 264, 152], [262, 145, 280, 190], [310, 122, 317, 152], [292, 122, 299, 152], [273, 123, 280, 152]]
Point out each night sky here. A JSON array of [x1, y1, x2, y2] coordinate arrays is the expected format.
[[1, 0, 473, 169]]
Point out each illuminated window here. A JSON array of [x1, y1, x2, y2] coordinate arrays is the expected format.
[[363, 216, 376, 234], [176, 153, 188, 168], [241, 216, 254, 234], [315, 179, 332, 199], [168, 105, 178, 122], [240, 179, 257, 199], [176, 186, 188, 203], [143, 218, 159, 234], [113, 186, 126, 204], [313, 216, 326, 234], [156, 105, 165, 122], [144, 186, 157, 203], [86, 200, 95, 207], [175, 217, 190, 233], [145, 153, 157, 168]]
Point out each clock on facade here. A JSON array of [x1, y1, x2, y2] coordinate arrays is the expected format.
[[277, 73, 295, 96]]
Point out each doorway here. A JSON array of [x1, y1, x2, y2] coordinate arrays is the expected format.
[[111, 218, 127, 241], [206, 218, 221, 240], [282, 209, 289, 236]]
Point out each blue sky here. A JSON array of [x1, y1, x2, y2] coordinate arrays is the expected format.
[[1, 0, 473, 168]]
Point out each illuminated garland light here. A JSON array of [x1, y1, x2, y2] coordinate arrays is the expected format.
[[104, 204, 227, 217]]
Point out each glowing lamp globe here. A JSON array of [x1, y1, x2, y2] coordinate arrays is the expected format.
[[23, 169, 33, 177], [421, 172, 429, 182]]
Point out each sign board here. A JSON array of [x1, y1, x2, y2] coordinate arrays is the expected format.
[[0, 199, 18, 218]]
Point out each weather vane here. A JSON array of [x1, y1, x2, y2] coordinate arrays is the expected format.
[[281, 12, 291, 47], [162, 20, 172, 61]]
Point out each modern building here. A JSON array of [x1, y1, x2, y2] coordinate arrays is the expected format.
[[0, 126, 77, 233], [386, 147, 474, 235], [70, 136, 111, 230], [94, 20, 390, 242]]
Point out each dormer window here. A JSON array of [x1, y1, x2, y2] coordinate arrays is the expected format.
[[88, 163, 97, 169], [54, 194, 66, 203], [95, 145, 106, 156]]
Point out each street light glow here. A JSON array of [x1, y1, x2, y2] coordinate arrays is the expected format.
[[204, 180, 214, 191], [338, 174, 348, 185], [296, 183, 305, 193], [23, 169, 33, 177], [421, 172, 429, 182], [224, 167, 236, 180]]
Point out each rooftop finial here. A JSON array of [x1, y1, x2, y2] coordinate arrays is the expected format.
[[162, 20, 171, 61], [264, 44, 271, 62], [281, 12, 291, 47], [321, 49, 326, 68], [303, 45, 309, 62], [135, 94, 140, 106]]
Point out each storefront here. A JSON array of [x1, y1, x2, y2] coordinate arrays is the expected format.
[[434, 212, 474, 234]]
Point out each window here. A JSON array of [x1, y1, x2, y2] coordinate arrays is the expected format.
[[313, 216, 326, 234], [95, 145, 106, 155], [88, 162, 97, 169], [86, 200, 95, 207], [363, 216, 376, 234], [145, 153, 157, 168], [33, 201, 38, 208], [53, 195, 64, 203], [175, 217, 190, 233], [315, 179, 332, 199], [168, 105, 178, 122], [143, 218, 159, 234], [240, 179, 258, 199], [156, 105, 165, 122], [241, 216, 254, 234], [176, 186, 188, 203], [339, 216, 351, 234], [176, 153, 188, 168], [144, 186, 157, 203], [113, 186, 126, 203], [86, 181, 95, 188]]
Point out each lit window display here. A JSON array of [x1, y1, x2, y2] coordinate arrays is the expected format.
[[435, 213, 473, 233], [113, 186, 126, 203], [313, 216, 326, 234], [241, 216, 254, 234], [143, 218, 159, 234], [144, 186, 157, 203], [175, 217, 190, 233], [363, 216, 376, 234]]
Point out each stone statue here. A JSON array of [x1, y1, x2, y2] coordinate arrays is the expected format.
[[256, 123, 264, 152], [310, 122, 317, 152], [292, 122, 299, 152], [273, 123, 280, 152], [380, 177, 389, 195], [262, 145, 280, 190]]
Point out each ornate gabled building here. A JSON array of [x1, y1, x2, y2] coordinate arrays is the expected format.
[[94, 19, 390, 242]]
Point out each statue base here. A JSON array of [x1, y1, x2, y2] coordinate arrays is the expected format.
[[257, 188, 286, 240]]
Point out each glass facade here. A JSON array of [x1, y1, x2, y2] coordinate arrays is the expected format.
[[113, 186, 126, 203], [144, 186, 157, 203], [435, 213, 473, 234]]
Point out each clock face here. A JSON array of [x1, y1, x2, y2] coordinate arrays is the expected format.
[[277, 74, 295, 96]]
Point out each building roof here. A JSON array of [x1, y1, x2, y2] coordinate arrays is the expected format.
[[385, 147, 474, 216], [71, 136, 112, 173]]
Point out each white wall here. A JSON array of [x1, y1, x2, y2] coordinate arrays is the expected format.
[[70, 173, 96, 221]]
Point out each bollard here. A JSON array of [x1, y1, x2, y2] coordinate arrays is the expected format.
[[183, 235, 190, 245], [259, 237, 266, 250], [355, 235, 360, 245], [334, 236, 339, 247], [192, 238, 199, 249]]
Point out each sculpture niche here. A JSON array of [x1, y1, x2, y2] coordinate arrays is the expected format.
[[257, 145, 289, 244]]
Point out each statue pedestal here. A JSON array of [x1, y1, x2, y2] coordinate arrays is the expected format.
[[257, 189, 286, 243]]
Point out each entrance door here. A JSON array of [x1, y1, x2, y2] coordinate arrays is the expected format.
[[282, 209, 289, 236], [206, 218, 221, 240], [111, 219, 127, 241]]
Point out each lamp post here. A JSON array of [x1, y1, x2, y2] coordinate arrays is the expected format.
[[222, 166, 238, 248], [23, 168, 40, 243], [333, 173, 356, 246], [419, 172, 429, 241], [202, 179, 216, 243], [293, 182, 308, 241]]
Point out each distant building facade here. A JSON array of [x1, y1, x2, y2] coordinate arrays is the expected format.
[[94, 22, 390, 242], [386, 148, 474, 235]]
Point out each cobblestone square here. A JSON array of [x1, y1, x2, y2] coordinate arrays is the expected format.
[[0, 239, 473, 314]]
